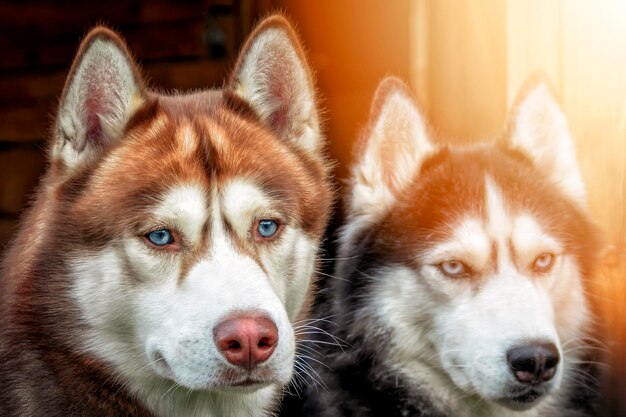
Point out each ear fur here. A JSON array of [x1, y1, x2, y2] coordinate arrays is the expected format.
[[349, 76, 433, 218], [508, 79, 586, 204], [54, 26, 145, 170], [228, 15, 321, 155]]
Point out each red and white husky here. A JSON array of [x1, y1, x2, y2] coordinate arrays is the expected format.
[[291, 77, 602, 417], [0, 16, 332, 417]]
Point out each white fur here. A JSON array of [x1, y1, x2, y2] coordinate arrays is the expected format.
[[178, 124, 198, 156], [221, 179, 275, 238], [220, 178, 318, 320], [365, 175, 589, 417], [233, 27, 320, 154], [510, 84, 586, 204], [153, 184, 209, 246], [71, 179, 317, 417], [420, 219, 491, 272], [54, 37, 142, 170]]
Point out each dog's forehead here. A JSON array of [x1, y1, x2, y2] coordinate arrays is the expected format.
[[71, 91, 328, 240], [377, 144, 589, 261], [92, 94, 274, 187]]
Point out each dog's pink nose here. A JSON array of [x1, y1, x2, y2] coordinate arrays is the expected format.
[[214, 316, 278, 370]]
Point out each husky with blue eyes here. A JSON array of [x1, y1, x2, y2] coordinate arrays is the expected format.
[[286, 77, 602, 417], [0, 15, 332, 417]]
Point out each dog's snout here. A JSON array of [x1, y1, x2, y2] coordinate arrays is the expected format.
[[507, 343, 560, 385], [214, 315, 278, 370]]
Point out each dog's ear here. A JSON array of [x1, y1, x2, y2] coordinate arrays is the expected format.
[[227, 15, 321, 155], [508, 83, 586, 204], [349, 77, 433, 217], [54, 27, 145, 171]]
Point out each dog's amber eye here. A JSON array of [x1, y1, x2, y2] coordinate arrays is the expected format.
[[532, 253, 555, 273], [438, 260, 468, 277]]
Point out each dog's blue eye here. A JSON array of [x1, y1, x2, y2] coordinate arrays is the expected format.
[[146, 229, 173, 246], [257, 219, 279, 239]]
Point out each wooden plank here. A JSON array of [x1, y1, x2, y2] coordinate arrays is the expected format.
[[506, 0, 563, 106], [562, 0, 626, 241], [0, 103, 55, 142], [0, 218, 17, 252], [409, 0, 430, 110], [0, 0, 213, 30], [146, 60, 229, 90], [0, 72, 65, 106], [424, 0, 507, 140], [0, 0, 268, 72], [0, 148, 46, 214], [277, 0, 412, 181], [0, 21, 210, 71]]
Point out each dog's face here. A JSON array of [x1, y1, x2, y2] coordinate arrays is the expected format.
[[47, 18, 331, 398], [343, 78, 598, 411]]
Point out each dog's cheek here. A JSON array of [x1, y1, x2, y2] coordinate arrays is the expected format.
[[264, 231, 317, 321], [71, 247, 135, 335], [370, 267, 440, 365], [430, 291, 481, 392], [548, 257, 590, 344]]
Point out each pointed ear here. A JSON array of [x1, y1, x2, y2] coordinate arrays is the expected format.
[[227, 15, 321, 155], [508, 82, 586, 204], [349, 77, 434, 217], [53, 27, 145, 170]]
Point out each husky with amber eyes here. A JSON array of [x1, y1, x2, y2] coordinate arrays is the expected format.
[[0, 15, 333, 417], [284, 77, 602, 417]]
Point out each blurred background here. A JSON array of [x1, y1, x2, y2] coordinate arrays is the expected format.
[[0, 0, 623, 414]]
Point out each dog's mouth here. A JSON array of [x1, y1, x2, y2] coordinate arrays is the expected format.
[[171, 373, 278, 393], [230, 378, 263, 387], [511, 389, 542, 403], [209, 368, 283, 392], [150, 355, 281, 391], [210, 365, 281, 390], [213, 374, 278, 392], [499, 388, 546, 410]]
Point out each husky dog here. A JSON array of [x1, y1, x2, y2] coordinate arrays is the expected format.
[[287, 77, 601, 417], [0, 15, 333, 417]]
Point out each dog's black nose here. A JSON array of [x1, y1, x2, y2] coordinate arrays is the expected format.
[[507, 343, 560, 384]]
